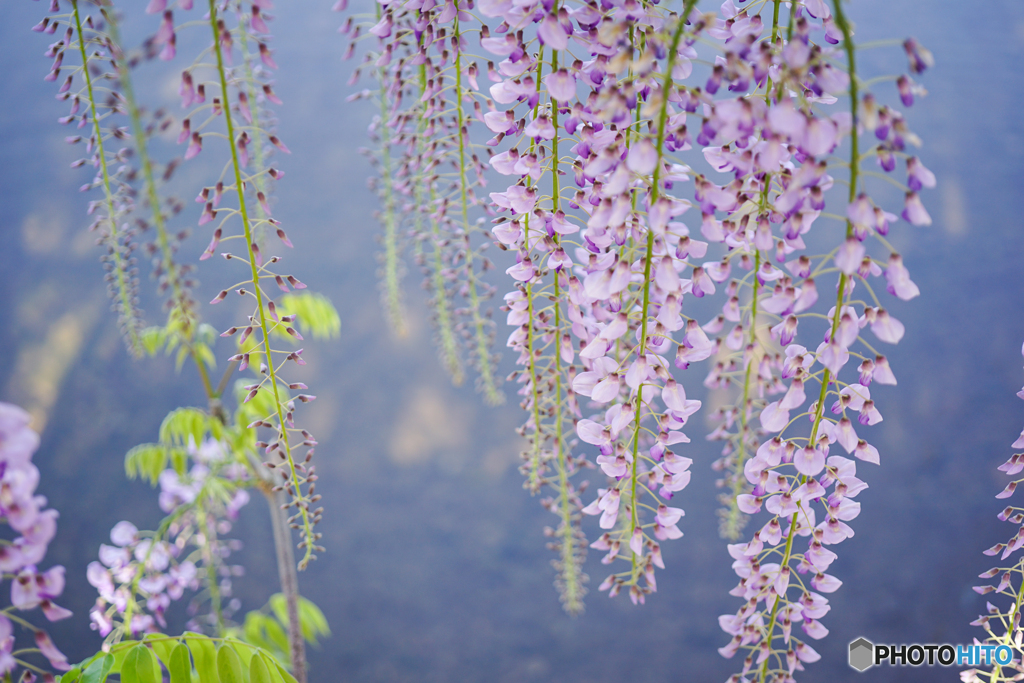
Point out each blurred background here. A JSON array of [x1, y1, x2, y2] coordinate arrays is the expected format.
[[1, 0, 1023, 680]]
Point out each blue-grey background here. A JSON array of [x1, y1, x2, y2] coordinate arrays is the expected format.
[[1, 0, 1022, 680]]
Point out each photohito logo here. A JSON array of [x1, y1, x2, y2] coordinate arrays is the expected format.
[[848, 638, 1013, 672]]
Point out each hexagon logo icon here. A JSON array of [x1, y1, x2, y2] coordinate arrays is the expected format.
[[849, 637, 874, 672]]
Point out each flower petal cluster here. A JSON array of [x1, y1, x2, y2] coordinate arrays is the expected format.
[[89, 437, 250, 640], [695, 1, 931, 679], [346, 0, 931, 636], [964, 344, 1024, 683], [0, 404, 71, 675], [477, 0, 711, 606]]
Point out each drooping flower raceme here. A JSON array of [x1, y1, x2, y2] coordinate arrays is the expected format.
[[964, 342, 1024, 683], [703, 1, 932, 680], [478, 0, 712, 608], [344, 0, 933, 635], [35, 0, 146, 356], [158, 0, 323, 569], [0, 403, 72, 675], [342, 0, 506, 404]]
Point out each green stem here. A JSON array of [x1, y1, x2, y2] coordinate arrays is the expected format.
[[121, 510, 184, 642], [103, 11, 214, 396], [195, 505, 226, 636], [105, 13, 186, 317], [236, 14, 270, 206], [523, 46, 546, 492], [722, 251, 760, 540]]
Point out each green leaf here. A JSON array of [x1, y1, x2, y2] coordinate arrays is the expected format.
[[242, 612, 270, 650], [297, 597, 331, 642], [279, 293, 341, 340], [208, 412, 225, 441], [176, 344, 191, 372], [169, 643, 193, 683], [248, 653, 272, 683], [140, 326, 168, 357], [159, 408, 208, 448], [196, 342, 217, 371], [120, 646, 141, 683], [256, 653, 286, 683], [140, 645, 161, 683], [125, 443, 167, 485], [268, 594, 330, 645], [262, 615, 290, 655], [171, 447, 189, 476], [225, 637, 257, 669], [122, 645, 160, 683], [240, 612, 288, 664], [269, 657, 296, 683], [81, 654, 114, 683], [268, 594, 289, 630], [144, 634, 176, 668], [196, 323, 218, 347], [185, 633, 219, 683], [108, 643, 133, 674], [216, 644, 246, 683]]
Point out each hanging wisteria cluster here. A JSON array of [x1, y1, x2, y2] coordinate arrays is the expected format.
[[0, 403, 73, 677], [10, 0, 967, 677], [38, 0, 146, 356], [346, 0, 935, 675], [154, 0, 323, 572], [965, 342, 1024, 683], [343, 0, 507, 404]]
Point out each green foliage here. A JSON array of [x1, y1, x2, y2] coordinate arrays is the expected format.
[[140, 326, 168, 357], [168, 643, 192, 683], [140, 322, 218, 372], [59, 634, 296, 683], [143, 633, 177, 667], [186, 632, 219, 683], [121, 644, 160, 683], [160, 408, 210, 447], [236, 595, 330, 667], [241, 612, 288, 662], [278, 293, 341, 340], [216, 645, 245, 683], [124, 443, 170, 485], [127, 407, 224, 484], [248, 653, 273, 683], [80, 655, 113, 683]]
